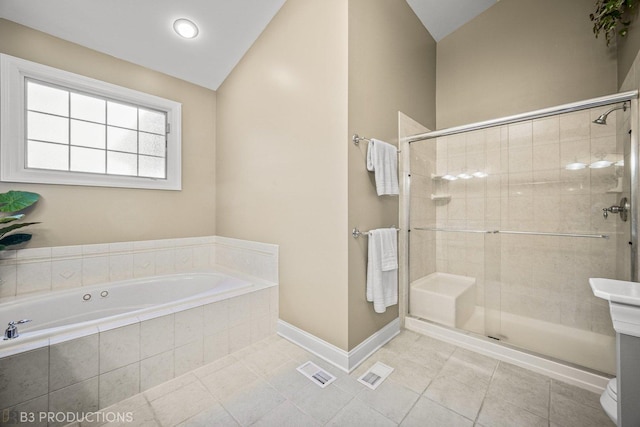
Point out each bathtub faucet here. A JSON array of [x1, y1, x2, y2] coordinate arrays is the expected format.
[[3, 319, 31, 340]]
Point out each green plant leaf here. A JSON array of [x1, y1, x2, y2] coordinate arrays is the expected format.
[[0, 191, 40, 213], [0, 233, 32, 247], [0, 214, 25, 224], [591, 0, 638, 45], [0, 222, 40, 238]]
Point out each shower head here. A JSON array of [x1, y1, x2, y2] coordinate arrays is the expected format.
[[593, 103, 628, 125]]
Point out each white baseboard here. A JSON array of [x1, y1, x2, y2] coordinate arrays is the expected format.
[[277, 318, 400, 373], [405, 316, 610, 394]]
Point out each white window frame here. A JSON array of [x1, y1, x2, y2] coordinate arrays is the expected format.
[[0, 53, 182, 190]]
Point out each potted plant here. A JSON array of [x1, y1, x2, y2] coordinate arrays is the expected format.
[[590, 0, 639, 45], [0, 191, 40, 251]]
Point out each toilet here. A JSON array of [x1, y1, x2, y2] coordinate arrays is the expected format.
[[601, 377, 617, 424]]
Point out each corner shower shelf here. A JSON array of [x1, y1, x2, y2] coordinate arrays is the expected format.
[[607, 177, 623, 193], [430, 194, 451, 201]]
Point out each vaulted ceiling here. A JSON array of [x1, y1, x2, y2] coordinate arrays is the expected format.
[[0, 0, 498, 90]]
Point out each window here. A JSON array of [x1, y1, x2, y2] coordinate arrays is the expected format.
[[0, 54, 182, 190]]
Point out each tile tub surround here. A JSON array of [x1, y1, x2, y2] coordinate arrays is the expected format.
[[0, 285, 279, 423], [0, 235, 279, 301], [52, 330, 612, 427], [0, 235, 279, 425]]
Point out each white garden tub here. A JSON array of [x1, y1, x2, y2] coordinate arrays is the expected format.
[[0, 270, 265, 357], [0, 268, 279, 412]]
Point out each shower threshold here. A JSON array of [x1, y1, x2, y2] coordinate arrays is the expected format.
[[461, 306, 615, 375], [405, 312, 614, 394]]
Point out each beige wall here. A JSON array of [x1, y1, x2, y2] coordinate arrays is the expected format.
[[436, 0, 618, 129], [617, 14, 640, 88], [347, 0, 436, 349], [217, 0, 434, 351], [0, 19, 217, 247], [216, 0, 350, 349]]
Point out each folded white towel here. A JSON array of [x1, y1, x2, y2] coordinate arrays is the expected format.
[[366, 139, 399, 196], [366, 228, 398, 313], [379, 228, 398, 272]]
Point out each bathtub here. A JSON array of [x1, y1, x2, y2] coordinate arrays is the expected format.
[[0, 271, 252, 346], [0, 269, 278, 413]]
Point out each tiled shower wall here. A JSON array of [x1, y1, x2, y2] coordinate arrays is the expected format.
[[408, 136, 436, 283], [410, 107, 625, 336]]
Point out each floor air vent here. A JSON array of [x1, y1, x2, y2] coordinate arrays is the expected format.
[[357, 362, 394, 390], [297, 361, 336, 388]]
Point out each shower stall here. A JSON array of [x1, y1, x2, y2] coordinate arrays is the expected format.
[[401, 91, 638, 380]]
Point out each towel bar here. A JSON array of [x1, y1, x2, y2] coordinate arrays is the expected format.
[[353, 134, 401, 153], [353, 134, 372, 145], [352, 227, 400, 238]]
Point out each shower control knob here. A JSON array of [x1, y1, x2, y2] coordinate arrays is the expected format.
[[603, 197, 629, 221]]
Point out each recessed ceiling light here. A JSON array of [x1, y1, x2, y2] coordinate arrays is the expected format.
[[173, 18, 199, 39]]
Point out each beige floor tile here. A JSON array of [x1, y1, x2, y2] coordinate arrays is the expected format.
[[61, 333, 616, 427], [252, 400, 321, 427], [400, 396, 473, 427], [239, 344, 291, 376], [291, 382, 354, 423], [102, 404, 159, 427], [383, 356, 434, 394], [192, 354, 238, 379], [424, 376, 487, 420], [409, 335, 457, 360], [381, 330, 421, 353], [486, 362, 550, 419], [550, 392, 615, 427], [448, 347, 498, 379], [264, 361, 313, 400], [334, 371, 367, 396], [220, 379, 286, 426], [199, 360, 260, 400], [144, 373, 199, 402], [271, 337, 314, 362], [326, 398, 396, 427], [104, 389, 148, 414], [356, 377, 420, 423], [176, 403, 238, 427], [550, 379, 603, 410], [477, 395, 548, 427], [398, 336, 455, 377], [436, 355, 494, 388], [149, 381, 216, 427]]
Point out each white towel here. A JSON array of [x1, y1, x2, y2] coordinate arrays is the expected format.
[[366, 228, 398, 313], [366, 139, 399, 196]]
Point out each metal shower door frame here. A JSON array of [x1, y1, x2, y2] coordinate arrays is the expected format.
[[401, 90, 640, 328]]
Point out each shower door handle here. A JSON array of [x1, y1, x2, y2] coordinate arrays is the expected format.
[[603, 197, 629, 221]]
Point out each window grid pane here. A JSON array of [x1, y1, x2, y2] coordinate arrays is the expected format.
[[25, 79, 167, 179], [27, 140, 69, 171]]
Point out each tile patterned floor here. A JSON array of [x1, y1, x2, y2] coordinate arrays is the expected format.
[[69, 330, 616, 427]]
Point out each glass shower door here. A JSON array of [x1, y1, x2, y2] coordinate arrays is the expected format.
[[407, 97, 636, 376]]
